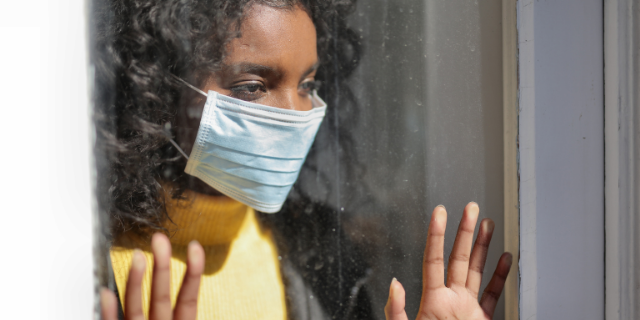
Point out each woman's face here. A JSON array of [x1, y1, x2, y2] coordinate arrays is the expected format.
[[177, 3, 318, 194], [206, 4, 319, 110]]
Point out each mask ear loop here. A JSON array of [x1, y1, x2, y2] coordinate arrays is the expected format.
[[169, 138, 190, 160], [166, 74, 210, 160], [169, 73, 208, 97]]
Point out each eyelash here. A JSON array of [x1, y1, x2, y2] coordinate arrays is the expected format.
[[229, 80, 322, 101], [229, 83, 266, 101], [299, 80, 322, 93]]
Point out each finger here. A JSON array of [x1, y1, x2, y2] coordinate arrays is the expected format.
[[100, 287, 118, 320], [480, 252, 512, 318], [125, 250, 147, 320], [149, 233, 173, 320], [173, 240, 205, 320], [384, 278, 409, 320], [422, 205, 447, 291], [447, 202, 480, 288], [466, 218, 495, 298]]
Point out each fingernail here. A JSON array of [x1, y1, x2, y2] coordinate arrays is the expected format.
[[132, 249, 146, 272], [486, 219, 495, 232], [100, 287, 115, 308], [436, 204, 445, 210], [506, 253, 513, 265], [391, 277, 397, 284], [433, 207, 447, 222], [151, 233, 170, 256], [188, 240, 201, 266], [466, 201, 479, 215]]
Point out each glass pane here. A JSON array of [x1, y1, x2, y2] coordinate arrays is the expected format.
[[343, 1, 505, 318], [91, 0, 507, 319]]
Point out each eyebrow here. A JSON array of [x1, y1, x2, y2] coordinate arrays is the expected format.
[[220, 61, 320, 81], [221, 62, 281, 78]]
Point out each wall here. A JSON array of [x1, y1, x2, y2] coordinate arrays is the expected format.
[[2, 0, 95, 319]]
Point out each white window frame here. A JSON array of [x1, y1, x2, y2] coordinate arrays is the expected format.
[[605, 0, 639, 319], [517, 0, 606, 319]]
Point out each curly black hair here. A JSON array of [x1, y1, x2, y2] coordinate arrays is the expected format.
[[92, 0, 372, 317], [93, 0, 362, 235]]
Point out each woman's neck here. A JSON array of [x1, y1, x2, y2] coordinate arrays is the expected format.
[[162, 188, 249, 246]]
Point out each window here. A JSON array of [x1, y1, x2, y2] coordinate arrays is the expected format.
[[90, 1, 516, 319]]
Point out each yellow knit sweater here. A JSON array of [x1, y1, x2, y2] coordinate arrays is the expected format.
[[110, 191, 287, 320]]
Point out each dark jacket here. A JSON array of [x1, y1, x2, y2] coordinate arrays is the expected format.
[[268, 198, 374, 320]]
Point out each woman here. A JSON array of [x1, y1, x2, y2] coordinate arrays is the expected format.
[[95, 0, 512, 319]]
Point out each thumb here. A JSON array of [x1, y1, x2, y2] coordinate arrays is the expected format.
[[384, 278, 409, 320]]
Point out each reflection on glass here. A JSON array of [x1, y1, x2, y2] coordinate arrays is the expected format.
[[91, 0, 507, 319], [344, 1, 506, 318]]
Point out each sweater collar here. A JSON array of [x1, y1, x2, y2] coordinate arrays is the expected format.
[[162, 187, 251, 246]]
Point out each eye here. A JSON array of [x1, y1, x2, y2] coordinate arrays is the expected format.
[[299, 80, 322, 95], [229, 82, 266, 101]]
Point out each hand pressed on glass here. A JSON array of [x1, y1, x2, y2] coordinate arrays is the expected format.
[[100, 234, 205, 320], [385, 203, 512, 320]]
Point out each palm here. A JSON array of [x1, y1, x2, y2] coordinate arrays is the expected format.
[[385, 203, 512, 320], [418, 286, 489, 320]]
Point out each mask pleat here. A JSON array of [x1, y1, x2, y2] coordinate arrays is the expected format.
[[197, 145, 305, 172], [194, 157, 300, 186]]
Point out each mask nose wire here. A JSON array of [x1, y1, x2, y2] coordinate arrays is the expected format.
[[166, 73, 210, 160]]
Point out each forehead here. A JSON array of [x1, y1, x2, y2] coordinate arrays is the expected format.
[[224, 4, 317, 66]]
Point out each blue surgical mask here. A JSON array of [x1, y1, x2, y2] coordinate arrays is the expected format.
[[171, 77, 327, 213]]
